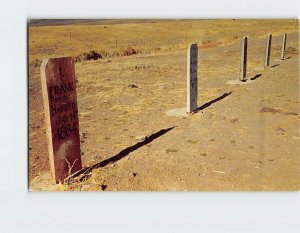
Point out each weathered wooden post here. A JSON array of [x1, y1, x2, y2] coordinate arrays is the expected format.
[[40, 57, 82, 183], [240, 36, 248, 81], [281, 33, 287, 60], [187, 43, 198, 113], [264, 34, 272, 67]]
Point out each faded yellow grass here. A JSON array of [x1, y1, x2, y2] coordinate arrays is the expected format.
[[29, 19, 299, 64]]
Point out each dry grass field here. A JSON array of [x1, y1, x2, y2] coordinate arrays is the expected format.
[[29, 19, 298, 65], [28, 19, 299, 191]]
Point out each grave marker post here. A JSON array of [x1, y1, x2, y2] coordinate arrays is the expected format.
[[264, 34, 272, 67], [187, 43, 198, 113], [240, 36, 248, 81], [40, 57, 82, 183], [281, 33, 287, 60]]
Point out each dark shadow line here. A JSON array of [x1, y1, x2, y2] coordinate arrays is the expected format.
[[66, 126, 176, 182], [285, 56, 291, 60], [194, 92, 232, 113], [271, 64, 280, 68], [250, 73, 262, 80]]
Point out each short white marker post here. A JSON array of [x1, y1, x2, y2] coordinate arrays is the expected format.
[[240, 36, 248, 81], [264, 34, 272, 68], [187, 44, 198, 113], [281, 33, 287, 60]]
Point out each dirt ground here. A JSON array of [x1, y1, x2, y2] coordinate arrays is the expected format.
[[28, 19, 299, 191]]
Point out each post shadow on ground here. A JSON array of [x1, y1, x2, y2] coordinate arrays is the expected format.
[[271, 64, 280, 68], [194, 92, 232, 113], [250, 73, 262, 80], [66, 126, 176, 182]]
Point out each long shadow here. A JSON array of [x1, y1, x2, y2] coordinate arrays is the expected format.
[[66, 126, 176, 182], [271, 64, 280, 68], [194, 92, 232, 113], [250, 73, 262, 80]]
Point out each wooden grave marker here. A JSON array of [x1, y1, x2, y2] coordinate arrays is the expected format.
[[40, 57, 82, 183]]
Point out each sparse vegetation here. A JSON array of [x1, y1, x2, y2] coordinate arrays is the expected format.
[[122, 46, 140, 56], [73, 50, 102, 62]]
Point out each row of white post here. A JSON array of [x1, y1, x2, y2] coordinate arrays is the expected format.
[[187, 33, 288, 112], [240, 32, 287, 81]]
